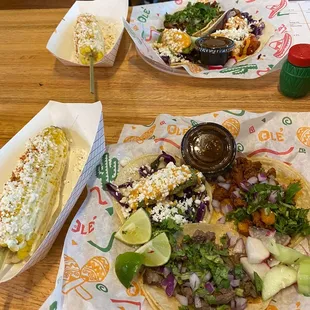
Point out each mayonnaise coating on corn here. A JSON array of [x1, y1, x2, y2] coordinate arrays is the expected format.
[[0, 127, 69, 261], [74, 13, 105, 65]]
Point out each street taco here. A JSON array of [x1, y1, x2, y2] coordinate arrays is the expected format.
[[107, 152, 213, 225], [141, 223, 271, 310], [209, 9, 274, 62], [163, 1, 224, 37], [210, 156, 310, 247]]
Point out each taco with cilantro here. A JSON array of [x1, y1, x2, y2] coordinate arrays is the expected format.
[[210, 156, 310, 247], [106, 152, 213, 225], [140, 223, 271, 310]]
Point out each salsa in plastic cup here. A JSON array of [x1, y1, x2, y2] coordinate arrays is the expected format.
[[181, 123, 236, 177], [195, 36, 235, 66]]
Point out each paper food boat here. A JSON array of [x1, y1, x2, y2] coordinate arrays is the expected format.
[[125, 0, 291, 79], [46, 0, 128, 67], [0, 101, 105, 282]]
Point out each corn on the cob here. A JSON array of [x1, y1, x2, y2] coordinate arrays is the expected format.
[[0, 126, 69, 262], [120, 162, 201, 211], [74, 13, 105, 65]]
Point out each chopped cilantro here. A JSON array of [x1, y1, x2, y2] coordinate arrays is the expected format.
[[152, 218, 182, 247], [285, 182, 302, 204], [217, 306, 230, 310], [254, 272, 263, 293], [234, 264, 244, 280], [226, 180, 310, 237]]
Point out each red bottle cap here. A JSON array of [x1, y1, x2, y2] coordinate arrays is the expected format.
[[288, 44, 310, 68]]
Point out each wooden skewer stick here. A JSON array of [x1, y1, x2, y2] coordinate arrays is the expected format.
[[90, 55, 95, 94]]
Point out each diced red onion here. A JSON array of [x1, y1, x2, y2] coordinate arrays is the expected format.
[[217, 175, 226, 182], [233, 238, 245, 254], [258, 173, 267, 182], [268, 191, 277, 203], [194, 296, 202, 308], [249, 226, 276, 240], [235, 297, 247, 310], [248, 176, 258, 184], [275, 234, 291, 246], [181, 267, 187, 273], [230, 279, 240, 287], [240, 182, 250, 192], [204, 272, 212, 282], [231, 299, 236, 309], [163, 267, 171, 278], [176, 294, 188, 306], [212, 199, 220, 212], [269, 175, 275, 180], [260, 180, 268, 184], [217, 216, 226, 224], [232, 190, 241, 198], [221, 204, 233, 215], [218, 183, 231, 191], [163, 273, 176, 297], [227, 232, 239, 248], [205, 282, 215, 293], [189, 273, 200, 291], [228, 274, 234, 281], [268, 178, 276, 185]]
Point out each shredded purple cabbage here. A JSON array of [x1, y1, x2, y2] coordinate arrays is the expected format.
[[139, 165, 154, 178], [150, 151, 176, 171], [106, 183, 128, 208], [162, 273, 175, 297], [195, 201, 207, 222], [241, 11, 265, 37], [118, 181, 133, 189]]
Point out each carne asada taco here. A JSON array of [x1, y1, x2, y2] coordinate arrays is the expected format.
[[163, 1, 224, 37], [141, 223, 271, 310], [106, 152, 213, 225], [210, 156, 310, 246]]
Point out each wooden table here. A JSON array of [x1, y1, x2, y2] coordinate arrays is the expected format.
[[0, 6, 309, 310]]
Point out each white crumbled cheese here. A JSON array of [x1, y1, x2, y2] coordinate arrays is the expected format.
[[212, 16, 251, 56], [0, 127, 67, 252], [121, 162, 192, 210], [152, 28, 191, 64], [151, 200, 189, 225]]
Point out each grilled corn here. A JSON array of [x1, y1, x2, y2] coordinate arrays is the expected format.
[[0, 126, 69, 262], [74, 13, 105, 65], [120, 162, 200, 211]]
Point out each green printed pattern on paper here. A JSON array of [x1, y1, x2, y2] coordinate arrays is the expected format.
[[282, 117, 293, 126], [220, 64, 258, 75], [96, 153, 119, 190], [88, 232, 116, 253], [50, 301, 57, 310], [191, 120, 199, 127], [223, 110, 245, 116]]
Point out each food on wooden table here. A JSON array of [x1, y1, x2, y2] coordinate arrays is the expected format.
[[153, 3, 274, 67], [210, 156, 310, 246], [210, 9, 272, 62], [163, 1, 224, 36], [115, 220, 310, 309], [0, 127, 69, 265], [106, 152, 213, 225], [74, 13, 105, 65]]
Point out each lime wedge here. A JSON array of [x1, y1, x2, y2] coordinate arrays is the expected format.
[[136, 232, 171, 267], [115, 208, 152, 245], [115, 252, 144, 288]]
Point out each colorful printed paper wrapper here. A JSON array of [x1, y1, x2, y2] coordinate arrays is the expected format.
[[46, 0, 128, 67], [43, 110, 310, 309], [0, 101, 105, 282], [124, 0, 292, 79]]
